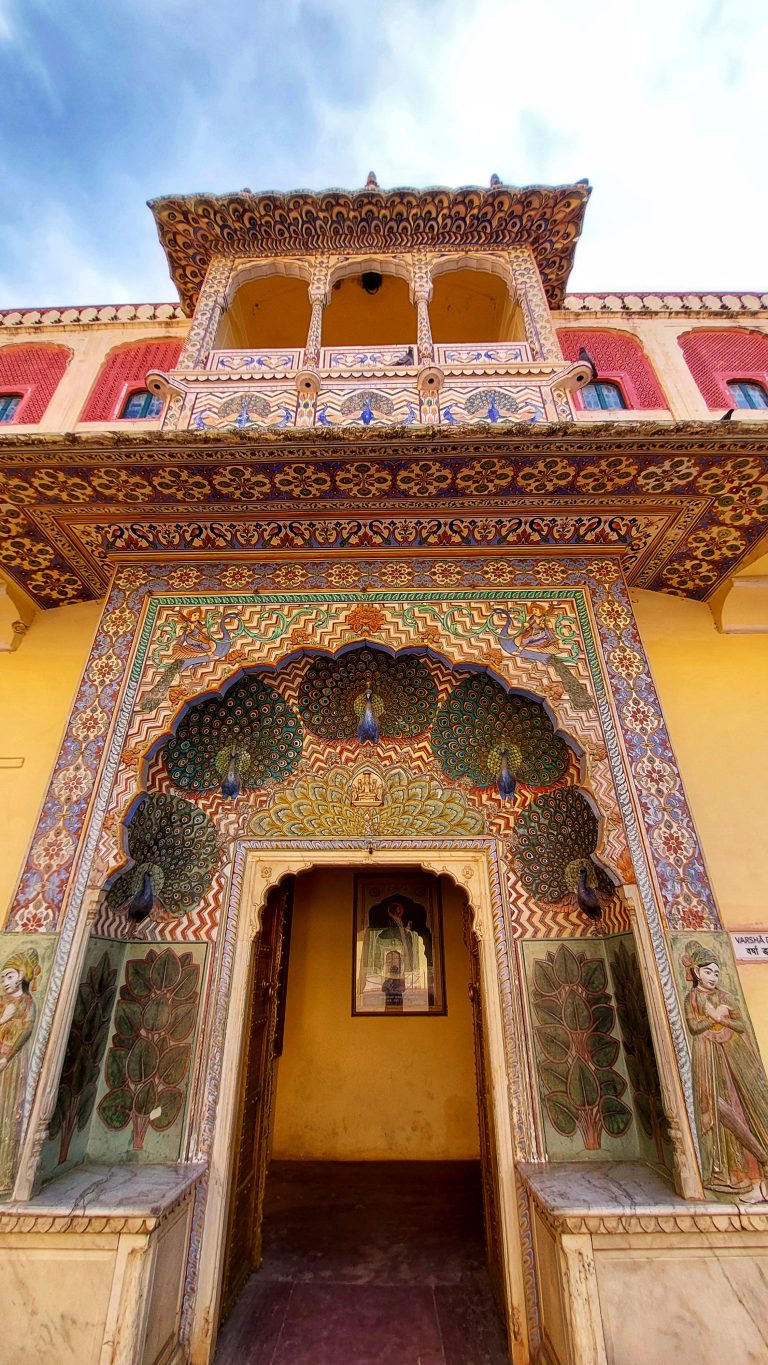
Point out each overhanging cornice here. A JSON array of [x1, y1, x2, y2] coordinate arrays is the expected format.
[[148, 181, 591, 315], [1, 421, 766, 609]]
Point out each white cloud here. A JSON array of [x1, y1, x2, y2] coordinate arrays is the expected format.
[[0, 202, 155, 304], [1, 0, 766, 303]]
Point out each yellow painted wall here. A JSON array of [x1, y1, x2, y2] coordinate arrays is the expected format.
[[271, 869, 480, 1161], [322, 274, 417, 347], [430, 268, 524, 344], [0, 598, 102, 919], [217, 276, 310, 350], [632, 588, 768, 1060]]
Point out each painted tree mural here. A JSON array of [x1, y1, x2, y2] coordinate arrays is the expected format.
[[98, 948, 200, 1149], [531, 943, 632, 1150]]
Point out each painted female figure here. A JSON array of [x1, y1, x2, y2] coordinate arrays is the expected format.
[[683, 940, 768, 1198], [0, 947, 40, 1194]]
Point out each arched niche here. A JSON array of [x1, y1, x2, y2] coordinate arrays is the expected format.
[[192, 840, 528, 1363], [131, 639, 623, 903], [322, 259, 417, 347], [216, 262, 312, 349], [429, 257, 524, 344]]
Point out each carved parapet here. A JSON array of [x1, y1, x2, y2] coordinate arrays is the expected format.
[[153, 354, 580, 431]]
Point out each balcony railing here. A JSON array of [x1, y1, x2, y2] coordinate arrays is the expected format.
[[150, 339, 589, 432], [204, 342, 533, 376], [207, 348, 303, 373]]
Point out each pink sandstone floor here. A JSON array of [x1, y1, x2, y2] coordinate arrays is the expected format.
[[214, 1160, 510, 1364]]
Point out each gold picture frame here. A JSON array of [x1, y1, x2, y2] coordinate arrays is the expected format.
[[353, 870, 446, 1015]]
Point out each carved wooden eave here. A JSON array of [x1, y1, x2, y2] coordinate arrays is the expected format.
[[1, 418, 767, 609], [148, 181, 592, 314]]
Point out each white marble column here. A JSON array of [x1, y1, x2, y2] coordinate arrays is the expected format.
[[410, 254, 434, 365]]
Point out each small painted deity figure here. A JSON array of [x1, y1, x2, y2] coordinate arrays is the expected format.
[[516, 600, 559, 651], [683, 940, 768, 1199], [0, 947, 40, 1193]]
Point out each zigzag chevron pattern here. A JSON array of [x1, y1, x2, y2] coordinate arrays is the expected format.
[[92, 594, 631, 944]]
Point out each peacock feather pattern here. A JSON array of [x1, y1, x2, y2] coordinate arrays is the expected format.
[[431, 674, 569, 790], [299, 647, 438, 742], [106, 793, 220, 916], [512, 787, 614, 903], [160, 675, 303, 792], [249, 765, 484, 840]]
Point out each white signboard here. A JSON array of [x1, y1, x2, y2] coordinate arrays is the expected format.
[[731, 932, 768, 963]]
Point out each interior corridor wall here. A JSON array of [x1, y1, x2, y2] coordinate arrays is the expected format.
[[632, 587, 768, 1058], [271, 869, 480, 1161], [0, 598, 102, 914]]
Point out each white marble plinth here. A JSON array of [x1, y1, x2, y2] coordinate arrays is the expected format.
[[0, 1162, 204, 1364], [519, 1161, 768, 1365], [1, 1160, 204, 1226]]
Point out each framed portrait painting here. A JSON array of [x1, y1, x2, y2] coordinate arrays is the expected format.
[[353, 871, 446, 1016]]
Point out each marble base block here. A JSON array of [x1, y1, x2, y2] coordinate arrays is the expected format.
[[0, 1163, 203, 1365], [519, 1161, 768, 1365]]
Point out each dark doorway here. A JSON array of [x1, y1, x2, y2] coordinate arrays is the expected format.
[[215, 1160, 509, 1364]]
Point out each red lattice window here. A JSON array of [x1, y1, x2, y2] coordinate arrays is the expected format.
[[678, 329, 768, 409], [80, 339, 183, 421], [557, 329, 667, 410], [0, 344, 71, 423]]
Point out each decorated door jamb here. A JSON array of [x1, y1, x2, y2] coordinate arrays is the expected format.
[[189, 842, 529, 1365]]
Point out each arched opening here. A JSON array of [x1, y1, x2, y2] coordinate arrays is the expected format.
[[430, 266, 525, 344], [321, 269, 417, 348], [215, 862, 510, 1362], [0, 342, 72, 423], [216, 274, 312, 350], [80, 338, 183, 421]]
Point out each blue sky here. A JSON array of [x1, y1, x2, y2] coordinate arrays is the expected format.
[[0, 0, 765, 306]]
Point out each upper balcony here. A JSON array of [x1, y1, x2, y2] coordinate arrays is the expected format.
[[148, 254, 590, 432]]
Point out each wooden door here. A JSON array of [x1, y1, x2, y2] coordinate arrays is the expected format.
[[465, 908, 505, 1311], [219, 880, 293, 1321]]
